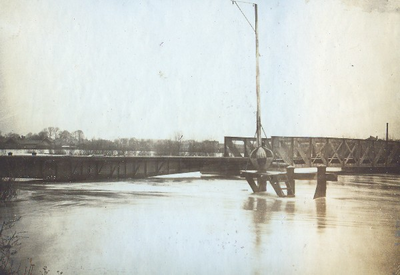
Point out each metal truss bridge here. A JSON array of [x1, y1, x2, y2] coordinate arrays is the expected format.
[[0, 136, 399, 181]]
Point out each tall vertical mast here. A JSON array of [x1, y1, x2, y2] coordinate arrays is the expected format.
[[232, 1, 264, 147], [254, 3, 262, 148], [233, 2, 274, 172]]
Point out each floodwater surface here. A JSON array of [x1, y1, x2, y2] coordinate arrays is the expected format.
[[1, 174, 400, 274]]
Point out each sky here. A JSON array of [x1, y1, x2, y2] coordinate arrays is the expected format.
[[0, 0, 399, 142]]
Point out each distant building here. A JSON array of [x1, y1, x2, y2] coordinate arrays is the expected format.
[[1, 138, 54, 149], [3, 138, 19, 148]]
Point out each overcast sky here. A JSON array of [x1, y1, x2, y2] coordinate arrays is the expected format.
[[0, 0, 399, 142]]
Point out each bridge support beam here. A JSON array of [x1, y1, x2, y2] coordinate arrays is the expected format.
[[258, 176, 267, 192], [241, 169, 295, 197], [286, 166, 295, 196], [314, 166, 327, 199], [244, 174, 258, 193], [242, 165, 337, 198]]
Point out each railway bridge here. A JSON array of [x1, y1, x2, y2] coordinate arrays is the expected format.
[[0, 136, 399, 181], [224, 136, 400, 170]]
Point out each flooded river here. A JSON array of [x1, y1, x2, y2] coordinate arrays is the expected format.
[[1, 173, 400, 274]]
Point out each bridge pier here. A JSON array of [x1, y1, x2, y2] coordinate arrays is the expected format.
[[314, 166, 327, 199], [241, 166, 295, 197], [242, 165, 336, 199], [286, 166, 295, 196]]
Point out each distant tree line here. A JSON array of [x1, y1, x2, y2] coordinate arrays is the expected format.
[[0, 127, 85, 146], [0, 127, 221, 156]]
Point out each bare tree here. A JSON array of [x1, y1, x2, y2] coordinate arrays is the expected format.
[[47, 127, 60, 140], [59, 130, 73, 144], [5, 133, 20, 140], [73, 130, 85, 145], [38, 129, 49, 139]]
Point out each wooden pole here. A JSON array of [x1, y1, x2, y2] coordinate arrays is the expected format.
[[258, 175, 267, 192], [245, 174, 258, 193], [314, 166, 327, 199], [224, 137, 228, 157], [244, 139, 249, 157], [255, 3, 262, 148], [386, 123, 389, 141], [286, 166, 295, 196]]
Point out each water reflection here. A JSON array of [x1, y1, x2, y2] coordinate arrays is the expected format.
[[315, 198, 327, 231], [243, 195, 329, 238], [243, 197, 269, 247], [243, 197, 294, 247], [285, 200, 296, 215]]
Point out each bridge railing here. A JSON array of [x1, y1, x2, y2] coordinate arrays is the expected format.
[[224, 136, 400, 168]]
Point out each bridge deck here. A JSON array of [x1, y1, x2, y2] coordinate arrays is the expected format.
[[0, 155, 251, 181]]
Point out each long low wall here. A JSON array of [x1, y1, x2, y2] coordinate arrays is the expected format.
[[0, 155, 249, 181]]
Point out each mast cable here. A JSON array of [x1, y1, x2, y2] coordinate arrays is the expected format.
[[261, 125, 268, 139], [233, 1, 256, 33]]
